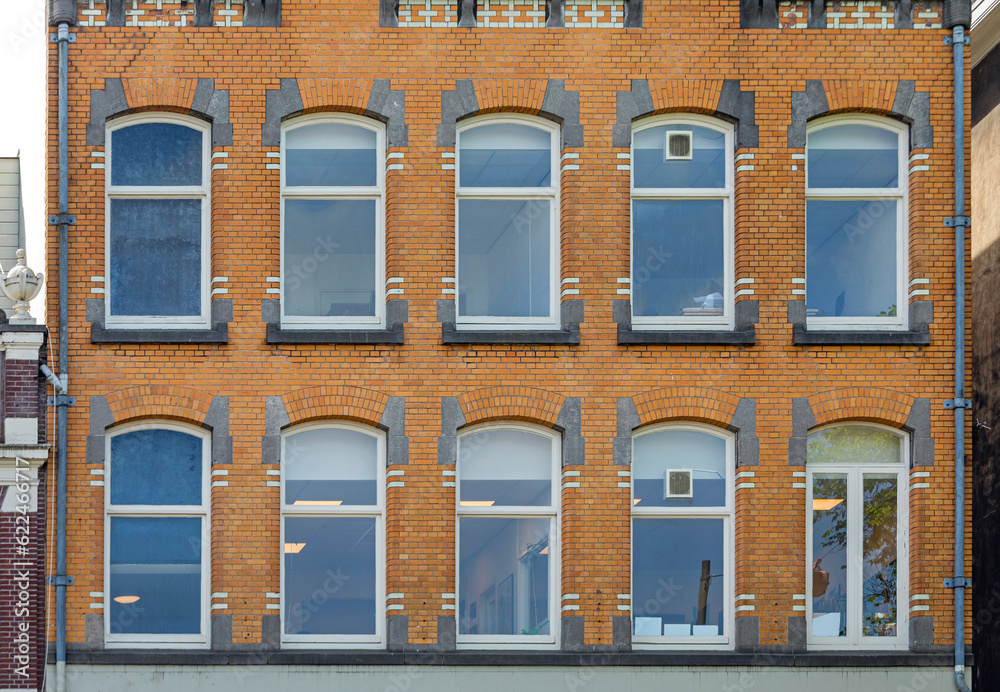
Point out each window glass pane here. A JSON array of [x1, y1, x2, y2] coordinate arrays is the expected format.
[[286, 124, 378, 187], [806, 199, 897, 319], [632, 200, 725, 318], [109, 517, 201, 635], [807, 426, 901, 465], [459, 429, 552, 507], [283, 199, 377, 318], [458, 199, 551, 318], [111, 123, 203, 187], [863, 474, 898, 637], [284, 428, 378, 507], [459, 124, 551, 187], [458, 517, 550, 636], [284, 516, 377, 636], [632, 518, 725, 637], [109, 198, 202, 317], [633, 125, 726, 189], [808, 125, 899, 189], [811, 473, 847, 638], [110, 429, 202, 506], [633, 430, 726, 508]]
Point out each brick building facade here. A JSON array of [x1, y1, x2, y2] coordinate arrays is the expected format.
[[45, 0, 973, 688]]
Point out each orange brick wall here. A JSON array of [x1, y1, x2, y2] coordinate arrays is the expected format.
[[46, 0, 972, 651]]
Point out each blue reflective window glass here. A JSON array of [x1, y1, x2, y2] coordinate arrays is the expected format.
[[458, 199, 550, 318], [808, 125, 899, 189], [111, 123, 203, 187], [283, 199, 377, 318], [459, 429, 552, 507], [806, 199, 897, 318], [108, 517, 202, 635], [284, 516, 377, 635], [632, 518, 724, 637], [109, 198, 202, 317], [284, 428, 379, 507], [110, 429, 203, 506], [632, 199, 725, 318], [458, 517, 550, 636], [459, 124, 551, 188], [633, 125, 726, 189], [633, 430, 727, 509], [285, 124, 377, 187]]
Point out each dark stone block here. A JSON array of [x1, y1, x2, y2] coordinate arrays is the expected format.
[[735, 615, 759, 651], [612, 615, 632, 651], [211, 614, 233, 651], [561, 615, 585, 651], [387, 614, 409, 651]]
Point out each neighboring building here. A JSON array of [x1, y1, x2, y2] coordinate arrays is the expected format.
[[45, 0, 973, 689], [972, 0, 1000, 688], [0, 320, 52, 692]]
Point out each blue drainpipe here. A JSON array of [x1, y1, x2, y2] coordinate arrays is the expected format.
[[48, 6, 76, 689], [943, 0, 971, 685]]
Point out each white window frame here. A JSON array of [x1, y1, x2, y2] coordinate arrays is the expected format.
[[630, 422, 735, 649], [805, 115, 908, 330], [630, 114, 735, 331], [455, 423, 561, 649], [280, 114, 387, 329], [105, 113, 212, 330], [454, 115, 561, 330], [805, 423, 909, 650], [279, 421, 386, 647], [104, 421, 211, 648]]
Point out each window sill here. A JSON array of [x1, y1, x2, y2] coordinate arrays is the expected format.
[[91, 322, 228, 344], [437, 299, 583, 346], [267, 322, 404, 345], [792, 323, 930, 346], [442, 323, 579, 345], [618, 324, 755, 345]]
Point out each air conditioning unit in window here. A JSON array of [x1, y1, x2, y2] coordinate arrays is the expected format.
[[664, 469, 693, 499], [665, 131, 693, 161]]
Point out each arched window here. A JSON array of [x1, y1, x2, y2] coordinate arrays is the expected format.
[[805, 117, 907, 328], [281, 423, 385, 645], [630, 115, 734, 329], [281, 115, 386, 328], [455, 116, 560, 328], [104, 422, 210, 646], [456, 425, 559, 646], [631, 424, 734, 647], [806, 424, 908, 648], [106, 114, 211, 328]]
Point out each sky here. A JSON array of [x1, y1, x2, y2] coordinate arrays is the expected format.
[[0, 0, 48, 319]]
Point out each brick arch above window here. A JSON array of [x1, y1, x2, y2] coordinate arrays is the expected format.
[[87, 387, 232, 466], [788, 79, 933, 149], [458, 385, 565, 427], [263, 386, 407, 467], [262, 78, 408, 148], [614, 79, 758, 149], [283, 385, 390, 427], [809, 387, 915, 427], [86, 77, 231, 147], [440, 387, 584, 466], [615, 387, 759, 468], [789, 389, 933, 467], [437, 78, 582, 149]]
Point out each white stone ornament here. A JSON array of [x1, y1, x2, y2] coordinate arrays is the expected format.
[[1, 249, 44, 324]]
